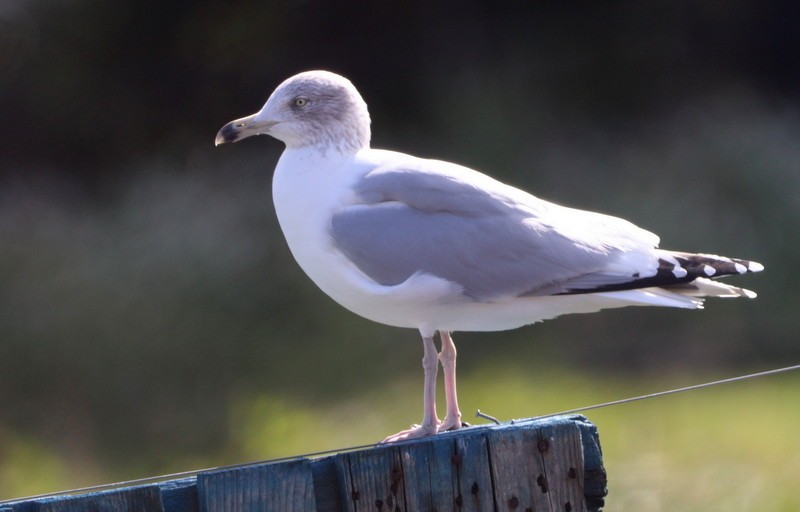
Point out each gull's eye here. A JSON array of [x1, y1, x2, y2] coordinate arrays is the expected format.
[[294, 97, 308, 108]]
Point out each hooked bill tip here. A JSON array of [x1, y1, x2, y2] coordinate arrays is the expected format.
[[215, 123, 241, 146]]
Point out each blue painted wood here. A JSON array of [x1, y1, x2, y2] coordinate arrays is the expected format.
[[399, 431, 458, 510], [2, 415, 606, 512], [453, 430, 495, 511], [9, 486, 164, 512], [198, 459, 315, 512], [334, 443, 406, 512], [573, 417, 607, 509], [309, 457, 341, 512], [396, 429, 496, 511], [487, 425, 553, 511], [513, 415, 607, 509], [160, 478, 199, 512], [537, 420, 587, 511]]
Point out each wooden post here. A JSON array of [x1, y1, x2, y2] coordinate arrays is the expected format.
[[1, 415, 606, 512]]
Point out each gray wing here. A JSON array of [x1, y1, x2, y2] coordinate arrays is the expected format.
[[330, 161, 659, 301]]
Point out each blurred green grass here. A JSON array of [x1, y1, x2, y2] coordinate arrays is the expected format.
[[3, 365, 799, 511]]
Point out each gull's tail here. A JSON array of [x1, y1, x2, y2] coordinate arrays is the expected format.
[[604, 251, 764, 312], [567, 250, 764, 309], [653, 250, 764, 299]]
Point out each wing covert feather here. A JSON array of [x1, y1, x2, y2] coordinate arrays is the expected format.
[[330, 162, 659, 300]]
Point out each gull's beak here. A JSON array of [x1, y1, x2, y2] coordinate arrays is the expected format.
[[215, 114, 278, 146]]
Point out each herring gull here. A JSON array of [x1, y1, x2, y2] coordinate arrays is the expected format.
[[216, 70, 763, 442]]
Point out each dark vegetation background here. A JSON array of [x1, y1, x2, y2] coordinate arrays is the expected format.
[[1, 0, 797, 498]]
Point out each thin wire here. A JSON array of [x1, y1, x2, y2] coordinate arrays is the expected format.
[[3, 362, 799, 505], [0, 442, 384, 504], [524, 363, 800, 422]]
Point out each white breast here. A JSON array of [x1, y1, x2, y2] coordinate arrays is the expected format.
[[271, 148, 357, 293], [271, 148, 468, 333]]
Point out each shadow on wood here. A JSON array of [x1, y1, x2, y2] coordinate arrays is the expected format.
[[1, 415, 606, 512]]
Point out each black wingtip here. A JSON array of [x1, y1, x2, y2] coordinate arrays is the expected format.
[[557, 252, 763, 296]]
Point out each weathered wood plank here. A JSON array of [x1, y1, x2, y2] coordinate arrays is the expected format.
[[452, 432, 495, 512], [504, 415, 605, 511], [335, 444, 405, 512], [35, 486, 163, 512], [198, 459, 315, 512], [159, 477, 198, 512], [536, 421, 586, 512], [2, 415, 606, 512], [487, 427, 552, 511], [309, 457, 341, 512], [398, 434, 456, 510], [572, 418, 606, 510]]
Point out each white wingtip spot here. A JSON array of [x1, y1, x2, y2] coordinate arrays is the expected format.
[[734, 263, 747, 274], [703, 265, 716, 276], [672, 266, 688, 278], [748, 261, 764, 272]]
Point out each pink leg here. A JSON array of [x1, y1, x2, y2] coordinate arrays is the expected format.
[[438, 331, 463, 431], [382, 334, 441, 443]]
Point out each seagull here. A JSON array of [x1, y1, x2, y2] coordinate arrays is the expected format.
[[216, 70, 763, 442]]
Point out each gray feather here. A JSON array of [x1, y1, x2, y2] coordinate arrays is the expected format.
[[331, 162, 659, 301]]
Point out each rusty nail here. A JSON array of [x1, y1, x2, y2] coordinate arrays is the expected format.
[[537, 439, 549, 453], [537, 474, 549, 493], [508, 496, 519, 509]]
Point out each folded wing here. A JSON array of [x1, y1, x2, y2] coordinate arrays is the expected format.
[[330, 159, 665, 301]]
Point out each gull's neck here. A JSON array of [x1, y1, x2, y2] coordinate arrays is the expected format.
[[274, 144, 365, 180], [282, 121, 370, 155], [282, 141, 367, 162]]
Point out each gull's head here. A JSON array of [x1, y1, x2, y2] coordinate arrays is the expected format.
[[215, 70, 371, 153]]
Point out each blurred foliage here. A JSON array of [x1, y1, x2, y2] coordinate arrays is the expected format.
[[1, 0, 799, 507]]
